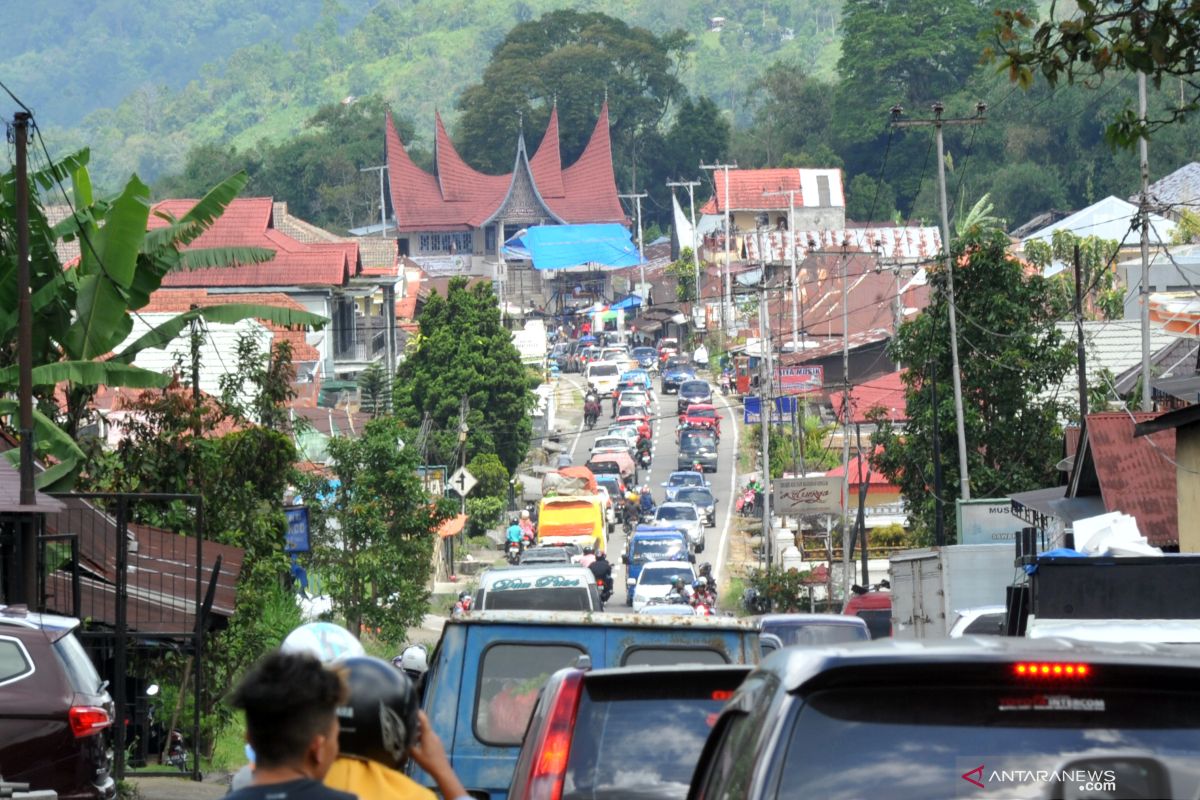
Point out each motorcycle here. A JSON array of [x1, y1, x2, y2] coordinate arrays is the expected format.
[[719, 372, 731, 395], [638, 447, 652, 469], [165, 729, 189, 773], [584, 400, 600, 429], [505, 540, 522, 565]]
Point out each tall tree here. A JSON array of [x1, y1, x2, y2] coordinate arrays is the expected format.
[[871, 197, 1074, 542], [454, 10, 690, 189], [393, 278, 534, 475]]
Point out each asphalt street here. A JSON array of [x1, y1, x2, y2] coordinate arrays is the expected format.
[[558, 370, 741, 606]]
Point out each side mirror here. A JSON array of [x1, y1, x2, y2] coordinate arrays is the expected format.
[[759, 633, 784, 657]]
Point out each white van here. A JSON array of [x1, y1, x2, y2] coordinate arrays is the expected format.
[[475, 565, 602, 612], [586, 360, 621, 397]]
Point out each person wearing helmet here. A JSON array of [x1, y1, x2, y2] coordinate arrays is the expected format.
[[392, 644, 428, 687], [579, 545, 596, 569], [639, 485, 655, 516], [667, 576, 691, 603], [225, 650, 350, 800], [452, 591, 473, 616], [518, 509, 535, 542], [324, 656, 470, 800]]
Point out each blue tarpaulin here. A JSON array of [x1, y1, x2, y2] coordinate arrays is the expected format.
[[503, 224, 643, 271], [610, 295, 642, 310]]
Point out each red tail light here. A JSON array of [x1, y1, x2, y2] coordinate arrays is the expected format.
[[524, 670, 585, 800], [1013, 662, 1091, 679], [69, 705, 112, 738]]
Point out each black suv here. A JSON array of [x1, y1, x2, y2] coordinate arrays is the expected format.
[[689, 638, 1200, 799], [0, 608, 115, 799], [510, 664, 749, 800], [676, 379, 713, 414]]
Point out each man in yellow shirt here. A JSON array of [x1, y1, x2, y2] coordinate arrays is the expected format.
[[324, 656, 470, 800]]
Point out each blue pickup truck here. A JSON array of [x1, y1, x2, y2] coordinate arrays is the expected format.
[[412, 610, 759, 800], [622, 525, 693, 605]]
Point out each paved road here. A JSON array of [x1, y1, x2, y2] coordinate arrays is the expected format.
[[558, 370, 741, 606]]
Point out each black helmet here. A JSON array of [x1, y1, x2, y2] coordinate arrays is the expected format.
[[699, 562, 713, 576], [458, 591, 471, 601], [337, 656, 419, 769], [583, 546, 593, 554]]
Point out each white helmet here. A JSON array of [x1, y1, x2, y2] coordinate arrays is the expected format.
[[393, 644, 429, 677], [520, 509, 530, 519], [281, 622, 364, 664]]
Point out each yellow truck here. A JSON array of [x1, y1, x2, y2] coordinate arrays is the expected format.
[[537, 495, 607, 553]]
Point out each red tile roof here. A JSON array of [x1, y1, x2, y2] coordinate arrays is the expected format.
[[385, 102, 625, 233], [154, 197, 354, 288], [827, 447, 894, 486], [832, 371, 907, 424], [143, 289, 321, 362], [699, 168, 846, 214], [1084, 412, 1177, 547]]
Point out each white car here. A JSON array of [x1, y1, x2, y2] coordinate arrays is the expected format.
[[606, 424, 640, 450], [617, 389, 651, 409], [948, 605, 1008, 637], [586, 360, 621, 396], [631, 560, 697, 612], [653, 502, 705, 552], [591, 435, 636, 460], [594, 485, 617, 527]]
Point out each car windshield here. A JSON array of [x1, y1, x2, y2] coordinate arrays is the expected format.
[[778, 686, 1200, 799], [676, 489, 714, 506], [589, 364, 618, 377], [657, 506, 697, 522], [562, 672, 744, 800], [669, 474, 703, 487], [618, 406, 646, 418], [680, 381, 709, 396], [483, 585, 592, 611], [640, 567, 692, 585], [688, 407, 717, 418], [631, 538, 687, 563], [596, 479, 623, 496], [768, 622, 868, 646], [632, 347, 656, 358], [595, 438, 625, 449], [521, 551, 570, 564], [680, 433, 717, 451]]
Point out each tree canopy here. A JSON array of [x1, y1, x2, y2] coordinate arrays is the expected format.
[[871, 198, 1074, 542], [393, 278, 534, 475]]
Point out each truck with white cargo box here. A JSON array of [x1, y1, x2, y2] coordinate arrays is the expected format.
[[890, 544, 1018, 639]]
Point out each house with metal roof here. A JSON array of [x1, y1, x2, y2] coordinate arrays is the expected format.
[[1133, 161, 1200, 221]]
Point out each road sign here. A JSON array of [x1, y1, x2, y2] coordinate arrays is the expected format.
[[743, 395, 798, 424], [284, 506, 311, 553], [773, 477, 844, 516], [448, 466, 478, 498]]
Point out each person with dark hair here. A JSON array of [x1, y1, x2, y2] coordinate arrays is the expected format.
[[226, 650, 351, 800]]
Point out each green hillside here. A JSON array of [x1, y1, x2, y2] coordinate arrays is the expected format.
[[4, 0, 841, 191]]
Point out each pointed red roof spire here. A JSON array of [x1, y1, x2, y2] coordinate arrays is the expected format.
[[530, 103, 565, 198], [552, 100, 626, 224], [434, 111, 499, 202]]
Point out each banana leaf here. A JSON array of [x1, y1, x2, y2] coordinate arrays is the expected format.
[[177, 246, 275, 271], [0, 361, 170, 390]]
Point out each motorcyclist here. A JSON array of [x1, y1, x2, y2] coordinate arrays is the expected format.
[[452, 592, 473, 616], [636, 437, 652, 467], [506, 518, 523, 546], [666, 576, 692, 603], [324, 655, 471, 800], [637, 419, 652, 444], [583, 392, 601, 427], [518, 509, 535, 543], [589, 552, 613, 602], [579, 545, 597, 569], [638, 485, 655, 516], [392, 644, 428, 687]]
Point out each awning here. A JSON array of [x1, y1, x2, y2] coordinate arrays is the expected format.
[[610, 295, 642, 310], [504, 224, 643, 271], [1010, 487, 1107, 528]]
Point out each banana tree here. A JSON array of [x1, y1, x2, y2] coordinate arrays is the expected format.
[[0, 150, 327, 488]]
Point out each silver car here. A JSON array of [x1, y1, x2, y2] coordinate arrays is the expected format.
[[654, 502, 705, 553]]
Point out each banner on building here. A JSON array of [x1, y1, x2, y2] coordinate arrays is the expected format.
[[773, 477, 844, 516], [775, 365, 823, 394]]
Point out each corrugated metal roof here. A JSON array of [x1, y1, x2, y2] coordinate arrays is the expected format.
[[1052, 320, 1179, 398], [1136, 162, 1200, 214], [745, 226, 942, 263], [1082, 412, 1177, 547]]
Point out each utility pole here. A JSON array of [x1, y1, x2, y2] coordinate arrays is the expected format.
[[1074, 245, 1089, 421], [619, 192, 648, 299], [763, 189, 800, 352], [12, 112, 36, 605], [1138, 72, 1153, 412], [839, 244, 852, 596], [667, 180, 702, 308], [701, 161, 737, 334], [758, 284, 774, 584], [930, 361, 945, 547], [359, 165, 389, 237], [892, 102, 986, 501]]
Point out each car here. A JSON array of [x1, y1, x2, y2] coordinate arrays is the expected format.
[[594, 474, 628, 519], [676, 379, 713, 414], [617, 403, 651, 423], [948, 604, 1008, 637], [0, 608, 116, 800], [678, 428, 718, 473], [637, 601, 699, 617], [662, 470, 708, 502], [619, 369, 654, 392], [586, 360, 622, 397], [586, 451, 638, 485], [616, 388, 651, 409], [653, 501, 705, 552], [679, 402, 721, 436], [752, 613, 871, 647], [605, 424, 640, 451], [631, 346, 658, 370], [593, 485, 617, 527], [688, 639, 1200, 800], [616, 414, 651, 439], [574, 345, 600, 372], [508, 663, 750, 800], [591, 435, 636, 461], [674, 486, 718, 527], [548, 342, 571, 372], [518, 546, 572, 565], [475, 564, 602, 612], [622, 526, 693, 605], [843, 586, 892, 639], [631, 560, 698, 611], [661, 364, 696, 394]]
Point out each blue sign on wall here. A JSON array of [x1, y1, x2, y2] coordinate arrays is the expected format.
[[284, 506, 311, 553], [743, 396, 798, 424]]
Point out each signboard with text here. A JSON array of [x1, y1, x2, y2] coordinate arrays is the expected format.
[[284, 506, 311, 553], [775, 365, 823, 394], [773, 477, 845, 516], [417, 466, 448, 497], [957, 498, 1020, 544]]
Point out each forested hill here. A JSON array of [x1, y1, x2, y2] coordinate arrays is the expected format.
[[3, 0, 841, 191]]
